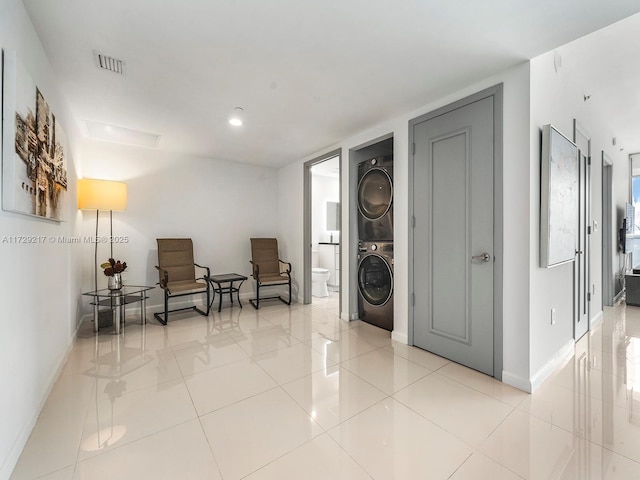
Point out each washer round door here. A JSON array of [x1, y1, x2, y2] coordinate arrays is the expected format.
[[357, 168, 393, 220], [358, 254, 393, 306]]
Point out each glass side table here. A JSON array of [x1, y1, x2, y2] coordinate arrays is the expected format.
[[82, 285, 155, 335]]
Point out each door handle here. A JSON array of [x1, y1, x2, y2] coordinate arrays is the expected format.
[[471, 253, 491, 262]]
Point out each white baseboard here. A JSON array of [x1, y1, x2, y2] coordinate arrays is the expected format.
[[80, 311, 93, 326], [391, 331, 408, 344], [1, 335, 77, 480], [504, 340, 576, 394], [529, 338, 575, 393], [590, 310, 604, 330], [501, 370, 532, 393]]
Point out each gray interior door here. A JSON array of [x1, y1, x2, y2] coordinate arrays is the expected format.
[[412, 96, 494, 376], [574, 151, 590, 339], [574, 124, 591, 340]]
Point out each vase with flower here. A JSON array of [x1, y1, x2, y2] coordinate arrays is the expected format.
[[101, 258, 127, 290]]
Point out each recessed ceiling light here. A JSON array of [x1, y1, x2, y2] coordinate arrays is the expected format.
[[229, 107, 244, 126], [85, 121, 160, 148]]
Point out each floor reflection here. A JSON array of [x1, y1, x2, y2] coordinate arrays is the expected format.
[[80, 327, 152, 454], [9, 302, 640, 479]]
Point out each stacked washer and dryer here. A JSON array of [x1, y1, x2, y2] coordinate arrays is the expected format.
[[357, 155, 394, 331]]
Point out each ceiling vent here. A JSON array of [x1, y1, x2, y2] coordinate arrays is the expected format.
[[93, 51, 125, 75]]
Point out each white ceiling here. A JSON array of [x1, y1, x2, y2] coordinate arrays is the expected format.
[[23, 0, 640, 167], [556, 13, 640, 155]]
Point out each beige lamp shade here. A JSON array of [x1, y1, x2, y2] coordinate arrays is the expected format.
[[78, 178, 127, 211]]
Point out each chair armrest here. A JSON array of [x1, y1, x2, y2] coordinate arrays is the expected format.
[[194, 263, 210, 280], [279, 259, 292, 274], [155, 266, 169, 291], [250, 260, 260, 280]]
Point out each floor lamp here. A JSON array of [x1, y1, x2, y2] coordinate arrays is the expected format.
[[78, 178, 128, 304]]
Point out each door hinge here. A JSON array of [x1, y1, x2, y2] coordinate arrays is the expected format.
[[412, 216, 416, 228], [587, 156, 591, 166], [411, 293, 415, 306], [587, 292, 591, 302], [412, 142, 416, 155], [587, 226, 591, 235]]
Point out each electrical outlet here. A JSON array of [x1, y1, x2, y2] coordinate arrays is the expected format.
[[551, 308, 556, 326]]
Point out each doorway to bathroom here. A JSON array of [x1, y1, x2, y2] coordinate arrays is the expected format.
[[303, 150, 341, 316]]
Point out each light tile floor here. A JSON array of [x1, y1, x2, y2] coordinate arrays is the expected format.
[[10, 301, 640, 479], [311, 290, 339, 316]]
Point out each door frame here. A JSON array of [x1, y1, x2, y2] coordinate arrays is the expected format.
[[602, 152, 614, 306], [573, 119, 591, 339], [303, 149, 342, 308], [408, 84, 504, 379]]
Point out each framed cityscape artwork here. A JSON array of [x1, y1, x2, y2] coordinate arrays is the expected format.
[[2, 49, 68, 221]]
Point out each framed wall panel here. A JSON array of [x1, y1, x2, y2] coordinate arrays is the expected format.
[[540, 124, 579, 268], [2, 49, 68, 221]]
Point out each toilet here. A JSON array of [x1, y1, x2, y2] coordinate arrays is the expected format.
[[312, 268, 330, 297]]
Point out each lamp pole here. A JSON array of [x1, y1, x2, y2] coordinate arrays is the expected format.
[[94, 209, 99, 332], [110, 210, 114, 258]]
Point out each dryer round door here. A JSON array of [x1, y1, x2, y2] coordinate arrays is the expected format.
[[357, 168, 393, 220], [358, 254, 393, 306]]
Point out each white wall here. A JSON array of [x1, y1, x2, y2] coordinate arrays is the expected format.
[[78, 140, 280, 312], [529, 47, 626, 385], [0, 1, 82, 478], [614, 153, 630, 294], [277, 62, 533, 388], [277, 160, 304, 302]]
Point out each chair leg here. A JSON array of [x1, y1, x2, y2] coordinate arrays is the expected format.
[[153, 291, 169, 325], [155, 288, 212, 321], [278, 279, 292, 306], [205, 282, 211, 315], [166, 291, 170, 322], [192, 285, 210, 317], [250, 282, 261, 309], [250, 281, 293, 309]]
